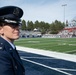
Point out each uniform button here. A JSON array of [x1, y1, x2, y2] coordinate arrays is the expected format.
[[15, 66, 17, 69], [9, 48, 12, 50], [1, 43, 3, 45], [23, 72, 25, 75]]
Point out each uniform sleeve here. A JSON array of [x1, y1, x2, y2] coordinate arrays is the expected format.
[[0, 50, 15, 75]]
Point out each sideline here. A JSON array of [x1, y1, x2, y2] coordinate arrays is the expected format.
[[16, 46, 76, 62], [21, 57, 72, 75]]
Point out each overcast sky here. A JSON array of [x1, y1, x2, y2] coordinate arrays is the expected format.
[[0, 0, 76, 23]]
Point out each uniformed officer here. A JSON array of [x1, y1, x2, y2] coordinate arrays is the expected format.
[[0, 6, 25, 75]]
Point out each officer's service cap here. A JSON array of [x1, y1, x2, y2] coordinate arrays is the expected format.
[[0, 6, 23, 25]]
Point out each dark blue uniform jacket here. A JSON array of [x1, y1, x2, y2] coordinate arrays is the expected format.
[[0, 37, 25, 75]]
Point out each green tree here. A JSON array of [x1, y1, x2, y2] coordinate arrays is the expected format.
[[50, 20, 65, 34], [34, 21, 50, 34], [21, 20, 26, 30], [34, 20, 39, 28], [27, 21, 34, 31]]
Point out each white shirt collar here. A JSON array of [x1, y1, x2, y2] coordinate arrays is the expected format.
[[7, 41, 16, 49]]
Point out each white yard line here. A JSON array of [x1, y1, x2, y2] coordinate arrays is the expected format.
[[21, 57, 72, 75], [16, 46, 76, 62], [21, 56, 57, 59], [65, 50, 76, 53], [56, 68, 76, 71]]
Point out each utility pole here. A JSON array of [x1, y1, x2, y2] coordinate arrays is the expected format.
[[62, 4, 67, 26]]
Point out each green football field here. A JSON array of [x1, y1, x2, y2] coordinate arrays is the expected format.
[[15, 38, 76, 54]]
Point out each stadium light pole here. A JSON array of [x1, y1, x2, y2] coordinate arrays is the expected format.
[[62, 4, 67, 26]]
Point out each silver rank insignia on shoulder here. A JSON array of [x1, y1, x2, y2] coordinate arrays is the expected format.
[[13, 8, 19, 17], [0, 47, 2, 50], [0, 43, 3, 50]]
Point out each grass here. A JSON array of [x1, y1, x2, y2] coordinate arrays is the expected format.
[[14, 38, 76, 54]]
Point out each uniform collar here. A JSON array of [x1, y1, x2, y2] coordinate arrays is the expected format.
[[0, 36, 15, 49], [6, 40, 15, 49]]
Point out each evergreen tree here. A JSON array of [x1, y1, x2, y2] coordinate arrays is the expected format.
[[21, 20, 26, 30], [27, 21, 34, 31], [50, 20, 65, 34]]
